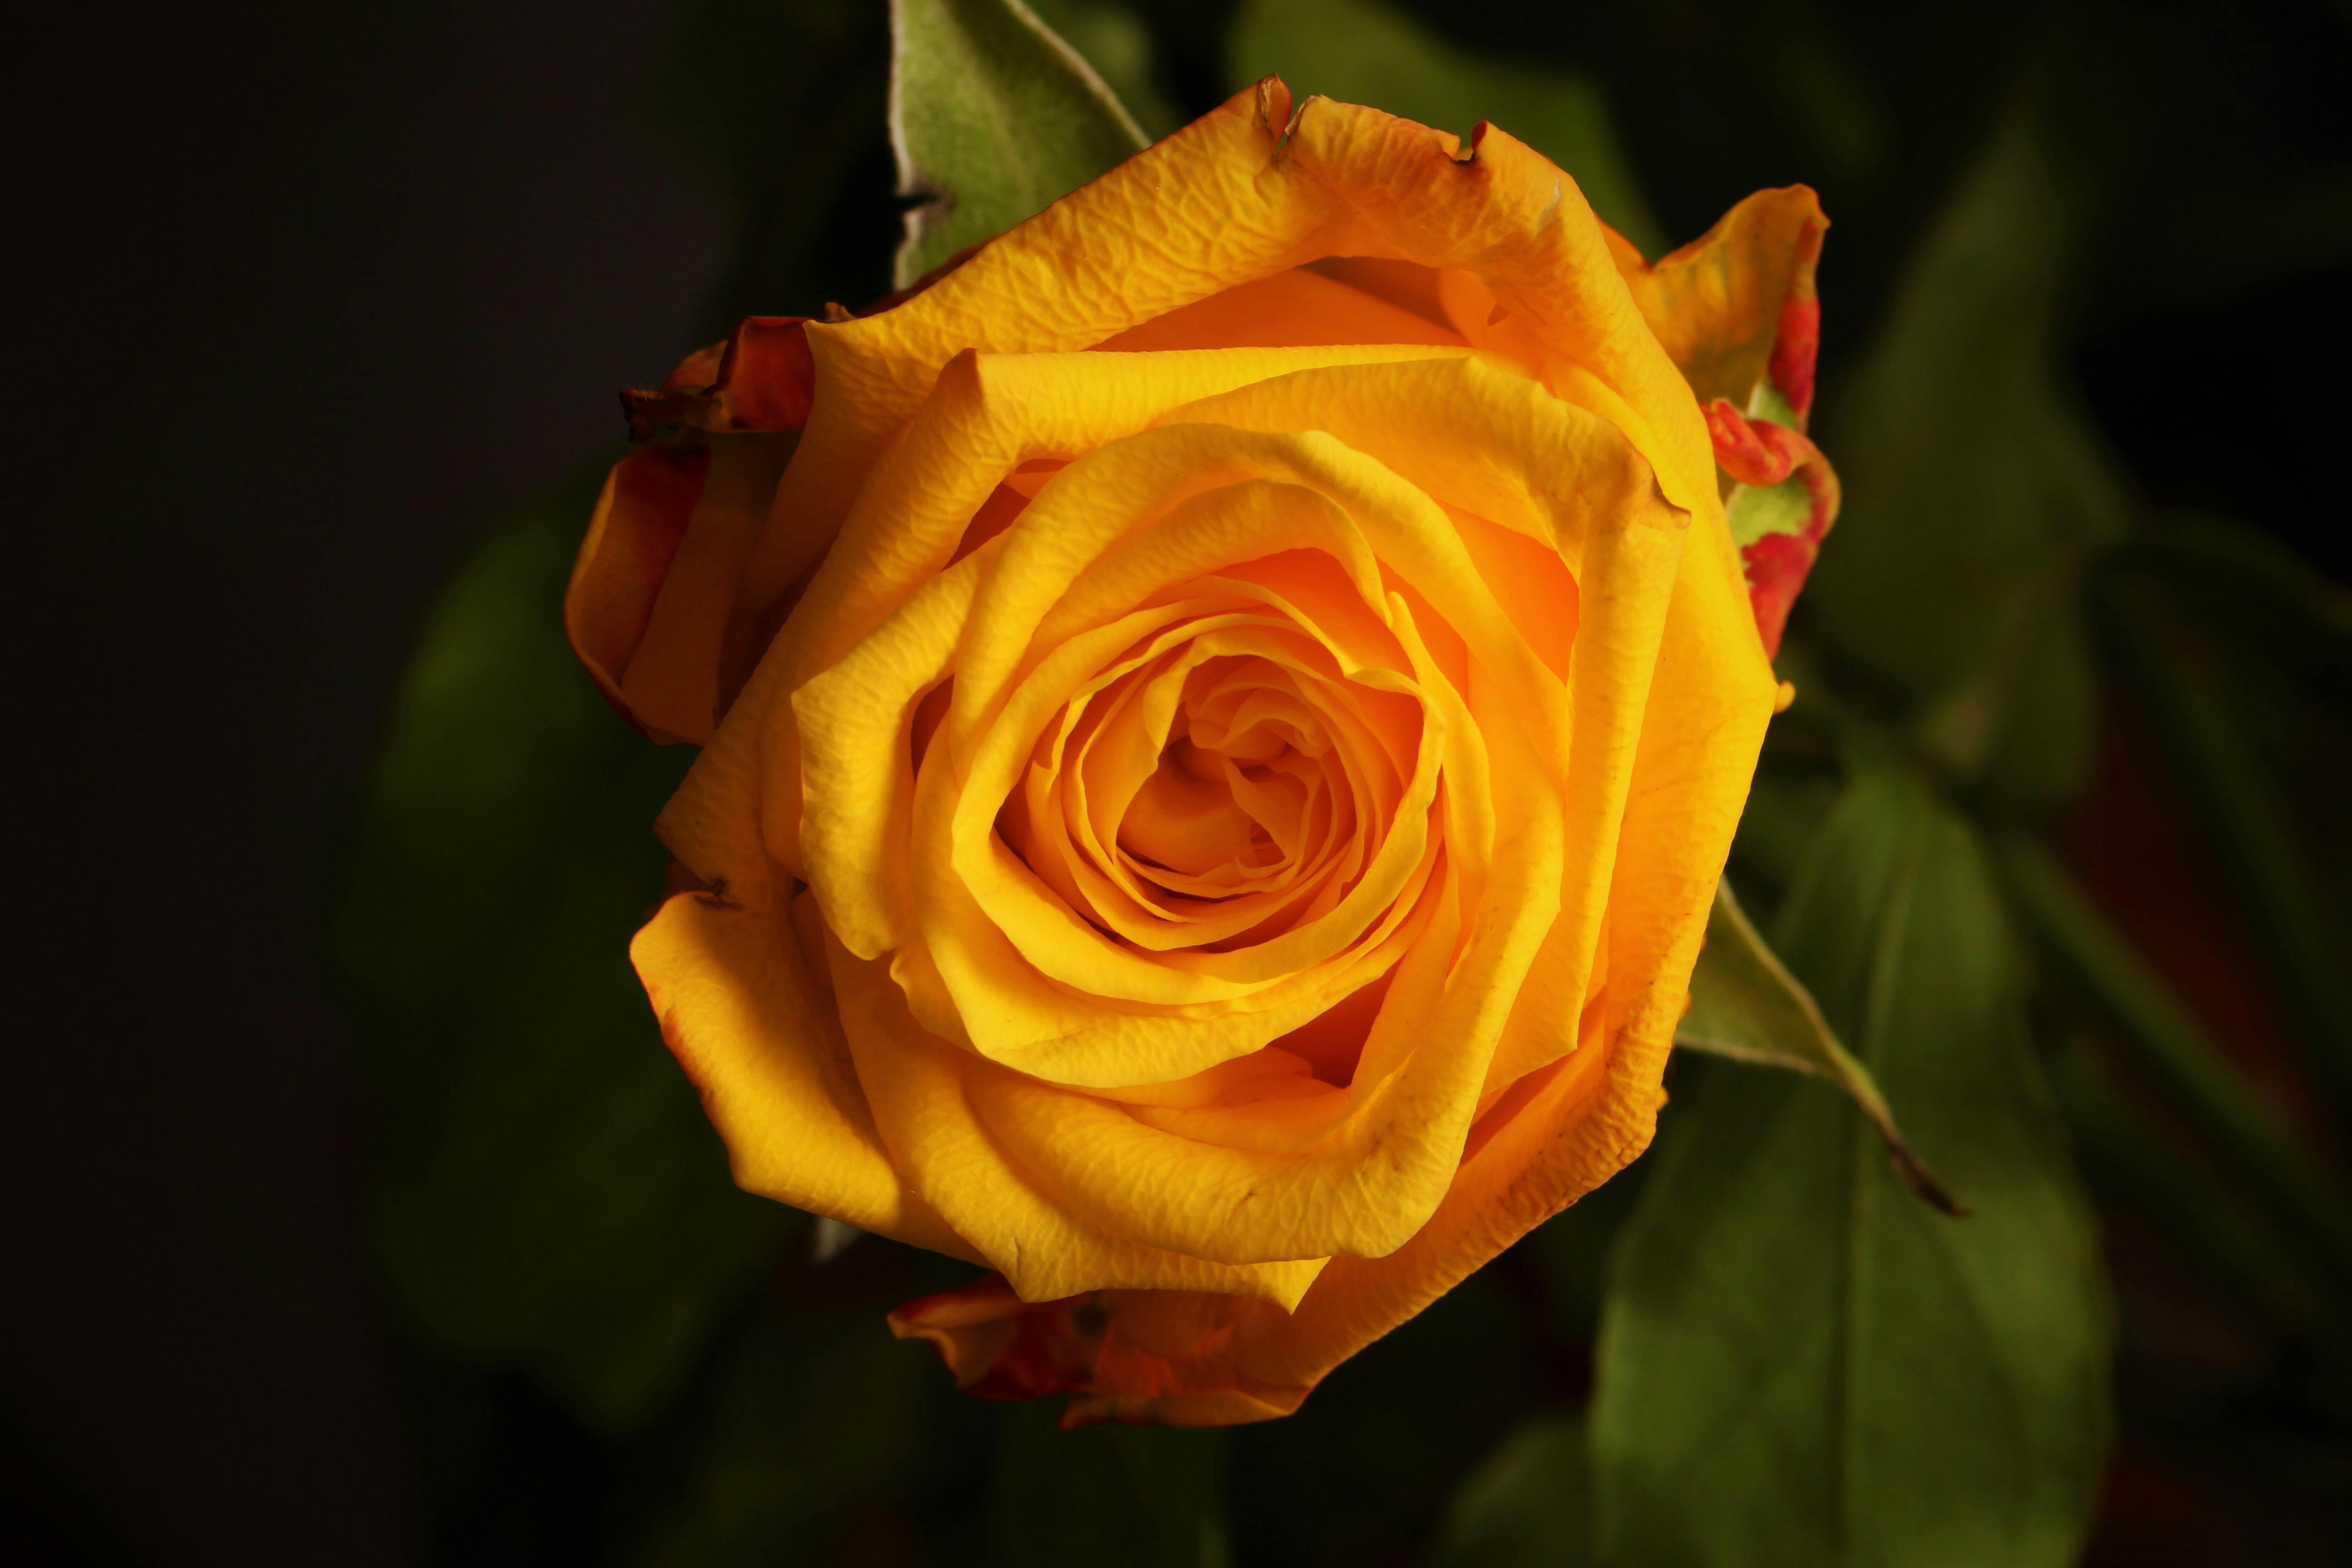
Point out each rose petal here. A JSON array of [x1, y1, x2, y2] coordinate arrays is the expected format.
[[632, 884, 969, 1257], [1614, 186, 1828, 423], [564, 443, 709, 742], [828, 926, 1331, 1308]]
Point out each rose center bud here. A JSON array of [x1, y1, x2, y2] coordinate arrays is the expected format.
[[1120, 659, 1331, 887]]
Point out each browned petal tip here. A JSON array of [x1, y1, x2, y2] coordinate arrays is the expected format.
[[889, 1277, 1099, 1402], [621, 315, 817, 441]]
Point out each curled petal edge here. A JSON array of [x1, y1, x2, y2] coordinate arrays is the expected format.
[[620, 315, 819, 440], [566, 318, 820, 742], [1615, 185, 1828, 425], [1707, 398, 1841, 659]]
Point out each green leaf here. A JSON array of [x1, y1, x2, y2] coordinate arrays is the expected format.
[[1227, 0, 1666, 258], [990, 1405, 1233, 1568], [890, 0, 1147, 289], [1426, 1410, 1592, 1568], [1678, 878, 1960, 1215], [1800, 80, 2125, 808], [1727, 769, 1842, 898], [1592, 766, 2112, 1568], [1998, 836, 2352, 1293], [1906, 546, 2104, 816], [334, 463, 789, 1434]]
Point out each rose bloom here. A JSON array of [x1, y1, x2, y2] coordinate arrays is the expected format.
[[567, 78, 1833, 1426]]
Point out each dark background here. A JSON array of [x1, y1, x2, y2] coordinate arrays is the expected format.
[[13, 4, 724, 1561], [10, 1, 2347, 1564]]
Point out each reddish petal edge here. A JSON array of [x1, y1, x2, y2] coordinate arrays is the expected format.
[[1705, 397, 1812, 489], [1744, 526, 1828, 662], [889, 1277, 1097, 1403], [621, 315, 818, 439], [1616, 185, 1828, 428], [887, 1280, 1306, 1429], [1707, 398, 1841, 658], [1769, 290, 1822, 424], [1764, 205, 1825, 422]]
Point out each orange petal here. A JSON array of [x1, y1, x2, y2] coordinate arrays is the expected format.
[[888, 493, 1774, 1426], [889, 1016, 1646, 1427], [634, 885, 973, 1258], [616, 432, 798, 745], [567, 318, 820, 743], [564, 443, 710, 742], [1616, 186, 1828, 424], [1096, 266, 1468, 353], [738, 77, 1722, 626]]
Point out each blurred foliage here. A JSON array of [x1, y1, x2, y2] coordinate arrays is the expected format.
[[1595, 769, 2112, 1568], [335, 463, 789, 1434], [1428, 1410, 1591, 1568], [1030, 0, 1183, 137], [991, 1412, 1231, 1568], [335, 0, 2352, 1563], [1803, 77, 2124, 816]]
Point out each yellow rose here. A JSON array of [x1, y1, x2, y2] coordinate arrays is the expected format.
[[567, 79, 1833, 1426]]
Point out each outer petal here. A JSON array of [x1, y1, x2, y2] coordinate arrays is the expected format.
[[566, 316, 823, 742], [1613, 186, 1828, 424], [736, 78, 1373, 625], [614, 432, 798, 744], [1097, 266, 1468, 353], [620, 315, 818, 438], [565, 443, 709, 742], [1706, 398, 1843, 658], [738, 78, 1720, 637], [632, 884, 971, 1258], [1276, 104, 1721, 524], [829, 929, 1331, 1309]]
